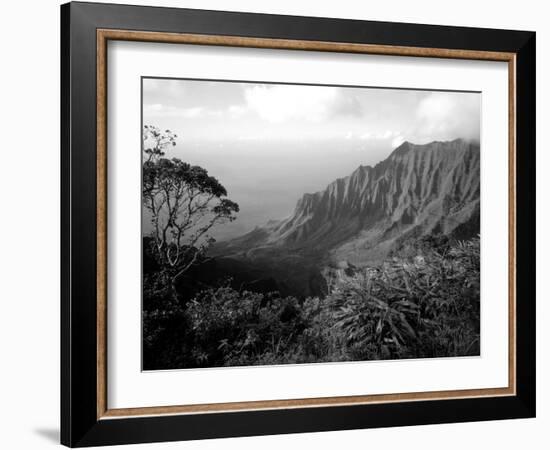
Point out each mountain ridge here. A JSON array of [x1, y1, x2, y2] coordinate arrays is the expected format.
[[208, 139, 480, 297], [218, 138, 479, 261]]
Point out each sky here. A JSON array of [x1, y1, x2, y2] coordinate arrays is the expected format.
[[143, 78, 480, 241]]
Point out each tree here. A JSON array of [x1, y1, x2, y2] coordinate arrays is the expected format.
[[142, 125, 239, 288]]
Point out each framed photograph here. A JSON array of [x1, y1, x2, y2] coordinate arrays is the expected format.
[[61, 2, 536, 447]]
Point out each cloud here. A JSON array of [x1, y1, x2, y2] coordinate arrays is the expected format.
[[144, 104, 238, 120], [143, 79, 188, 106], [143, 79, 480, 149], [332, 94, 363, 117], [413, 92, 480, 143], [359, 129, 402, 143], [243, 85, 359, 123], [228, 105, 247, 118], [143, 103, 178, 117], [391, 135, 405, 148], [181, 107, 204, 118], [359, 132, 372, 140], [379, 130, 393, 139], [144, 104, 203, 118]]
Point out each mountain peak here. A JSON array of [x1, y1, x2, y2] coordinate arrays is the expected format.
[[388, 140, 413, 157]]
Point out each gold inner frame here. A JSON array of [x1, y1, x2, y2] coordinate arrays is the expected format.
[[96, 29, 517, 420]]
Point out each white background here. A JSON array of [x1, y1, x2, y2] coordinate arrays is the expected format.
[[109, 42, 509, 408], [0, 0, 546, 449]]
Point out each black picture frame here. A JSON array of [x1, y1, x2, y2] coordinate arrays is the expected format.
[[61, 1, 536, 447]]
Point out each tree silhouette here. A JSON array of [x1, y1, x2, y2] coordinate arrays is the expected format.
[[142, 125, 239, 286]]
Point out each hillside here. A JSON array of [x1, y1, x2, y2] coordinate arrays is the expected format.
[[216, 139, 479, 268]]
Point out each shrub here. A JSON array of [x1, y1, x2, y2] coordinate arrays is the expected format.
[[184, 287, 308, 367], [142, 237, 480, 369], [326, 237, 480, 360]]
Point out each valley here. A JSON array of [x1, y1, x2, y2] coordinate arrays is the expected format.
[[208, 139, 480, 298]]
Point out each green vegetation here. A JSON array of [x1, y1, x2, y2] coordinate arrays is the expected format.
[[143, 236, 480, 370]]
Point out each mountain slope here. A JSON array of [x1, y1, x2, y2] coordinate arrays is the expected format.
[[222, 139, 479, 258], [211, 139, 480, 296]]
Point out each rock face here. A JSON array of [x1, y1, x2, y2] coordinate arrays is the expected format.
[[212, 139, 480, 296], [224, 139, 479, 261]]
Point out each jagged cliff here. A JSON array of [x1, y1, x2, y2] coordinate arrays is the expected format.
[[221, 139, 479, 264]]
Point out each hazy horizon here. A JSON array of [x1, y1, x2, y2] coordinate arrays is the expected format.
[[142, 78, 480, 241]]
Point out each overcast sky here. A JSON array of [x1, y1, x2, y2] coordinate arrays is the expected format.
[[143, 78, 480, 240]]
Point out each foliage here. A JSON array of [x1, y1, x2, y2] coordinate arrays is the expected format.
[[186, 287, 309, 367], [143, 235, 480, 369], [143, 284, 308, 369], [328, 237, 480, 360], [143, 124, 177, 162]]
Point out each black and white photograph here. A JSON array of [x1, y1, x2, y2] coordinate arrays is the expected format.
[[142, 78, 481, 371]]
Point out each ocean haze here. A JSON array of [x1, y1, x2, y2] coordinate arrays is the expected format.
[[160, 138, 395, 241]]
